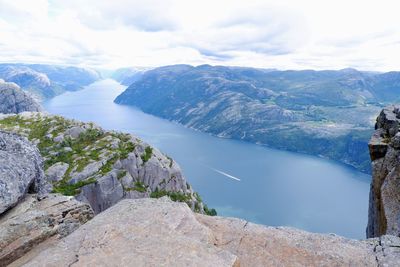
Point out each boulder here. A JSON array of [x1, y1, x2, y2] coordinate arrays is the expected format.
[[0, 131, 50, 215], [0, 194, 94, 267]]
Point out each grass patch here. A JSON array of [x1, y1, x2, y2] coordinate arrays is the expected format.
[[117, 170, 127, 180], [52, 178, 96, 196], [141, 146, 153, 163]]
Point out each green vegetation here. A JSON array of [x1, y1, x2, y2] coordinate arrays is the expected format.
[[204, 205, 217, 216], [52, 178, 96, 196], [117, 170, 127, 180], [133, 181, 147, 192], [150, 188, 191, 202], [141, 146, 153, 163], [166, 155, 173, 167]]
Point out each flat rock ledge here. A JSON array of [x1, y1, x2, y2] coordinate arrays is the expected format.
[[22, 197, 400, 267], [0, 194, 94, 267]]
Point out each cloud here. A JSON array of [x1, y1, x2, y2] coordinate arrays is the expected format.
[[0, 0, 399, 71]]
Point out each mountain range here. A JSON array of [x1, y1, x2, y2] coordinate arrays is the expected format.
[[114, 64, 400, 173], [0, 63, 101, 100]]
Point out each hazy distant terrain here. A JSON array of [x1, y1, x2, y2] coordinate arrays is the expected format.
[[114, 65, 400, 173], [112, 67, 153, 86], [0, 64, 101, 100]]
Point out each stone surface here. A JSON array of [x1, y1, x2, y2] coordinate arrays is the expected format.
[[23, 198, 238, 267], [0, 80, 41, 114], [45, 162, 69, 183], [197, 215, 378, 267], [0, 193, 94, 267], [368, 105, 400, 238], [0, 131, 50, 215], [22, 198, 400, 267]]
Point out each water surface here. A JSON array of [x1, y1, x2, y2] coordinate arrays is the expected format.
[[44, 79, 371, 239]]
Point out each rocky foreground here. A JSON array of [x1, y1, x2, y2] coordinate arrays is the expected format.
[[1, 109, 400, 266], [19, 197, 400, 267]]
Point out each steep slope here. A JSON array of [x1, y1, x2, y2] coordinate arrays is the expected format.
[[0, 64, 100, 100], [0, 112, 213, 215], [0, 80, 41, 113], [115, 65, 390, 173], [367, 105, 400, 238]]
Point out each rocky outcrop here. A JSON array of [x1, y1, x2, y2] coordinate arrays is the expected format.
[[0, 112, 209, 215], [367, 105, 400, 238], [0, 80, 41, 114], [0, 194, 93, 267], [0, 131, 50, 214], [23, 197, 400, 267]]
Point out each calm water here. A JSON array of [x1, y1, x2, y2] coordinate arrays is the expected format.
[[44, 79, 371, 239]]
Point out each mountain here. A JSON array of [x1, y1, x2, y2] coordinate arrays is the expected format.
[[0, 63, 101, 100], [114, 64, 400, 173], [0, 79, 41, 114], [111, 67, 153, 85]]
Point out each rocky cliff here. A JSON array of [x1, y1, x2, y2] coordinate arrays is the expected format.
[[22, 197, 400, 267], [0, 112, 211, 215], [0, 80, 41, 114], [368, 105, 400, 238]]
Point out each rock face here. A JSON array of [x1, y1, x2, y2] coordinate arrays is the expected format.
[[0, 131, 49, 214], [0, 112, 208, 215], [0, 80, 41, 114], [368, 105, 400, 238], [23, 198, 400, 267], [0, 194, 93, 267]]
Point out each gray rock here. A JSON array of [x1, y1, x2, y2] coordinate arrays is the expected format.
[[76, 172, 124, 214], [23, 198, 238, 267], [22, 198, 400, 266], [0, 131, 50, 215], [368, 105, 400, 238], [0, 80, 41, 114], [45, 162, 69, 183], [0, 194, 94, 266], [64, 126, 85, 139]]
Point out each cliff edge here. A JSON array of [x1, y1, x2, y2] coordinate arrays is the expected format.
[[368, 105, 400, 238]]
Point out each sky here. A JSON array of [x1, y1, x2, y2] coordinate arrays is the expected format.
[[0, 0, 399, 71]]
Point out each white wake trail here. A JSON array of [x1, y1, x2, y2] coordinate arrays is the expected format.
[[211, 168, 241, 181]]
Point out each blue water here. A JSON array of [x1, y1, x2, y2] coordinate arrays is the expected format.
[[44, 79, 371, 239]]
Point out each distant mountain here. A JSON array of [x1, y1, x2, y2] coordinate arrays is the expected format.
[[114, 64, 400, 173], [0, 64, 101, 100], [112, 67, 153, 86], [0, 79, 41, 113]]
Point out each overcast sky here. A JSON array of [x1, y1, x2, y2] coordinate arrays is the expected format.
[[0, 0, 399, 71]]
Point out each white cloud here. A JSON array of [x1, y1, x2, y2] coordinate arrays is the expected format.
[[0, 0, 399, 71]]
